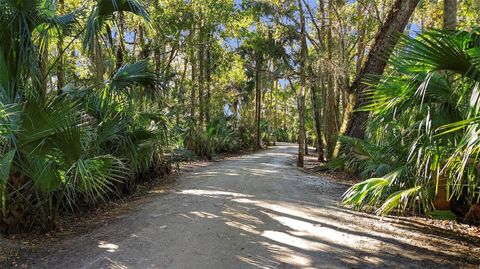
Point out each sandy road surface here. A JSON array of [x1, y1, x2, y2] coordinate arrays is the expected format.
[[21, 143, 479, 268]]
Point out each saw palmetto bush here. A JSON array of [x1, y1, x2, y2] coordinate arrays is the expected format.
[[0, 66, 165, 233], [343, 29, 480, 216], [0, 0, 169, 233], [188, 116, 240, 160]]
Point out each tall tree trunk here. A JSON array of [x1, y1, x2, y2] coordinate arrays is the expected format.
[[255, 55, 263, 150], [305, 131, 309, 155], [205, 32, 212, 125], [40, 44, 49, 95], [93, 37, 104, 89], [154, 0, 161, 75], [188, 27, 197, 150], [323, 0, 339, 161], [307, 0, 326, 161], [435, 0, 457, 210], [332, 0, 368, 158], [116, 12, 125, 69], [443, 0, 457, 30], [344, 0, 419, 139], [273, 79, 278, 145], [56, 0, 65, 92], [198, 14, 205, 126], [177, 55, 189, 126], [297, 0, 307, 167], [317, 0, 332, 160], [269, 66, 275, 144], [475, 0, 480, 13], [309, 71, 324, 161], [190, 28, 197, 119], [138, 24, 149, 60], [355, 0, 367, 75], [274, 79, 278, 131], [56, 40, 64, 92]]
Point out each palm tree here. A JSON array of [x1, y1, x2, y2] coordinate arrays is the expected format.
[[0, 1, 164, 232], [83, 0, 150, 88], [343, 29, 480, 216], [0, 0, 77, 101]]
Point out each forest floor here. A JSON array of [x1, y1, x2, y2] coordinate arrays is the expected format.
[[9, 143, 480, 268]]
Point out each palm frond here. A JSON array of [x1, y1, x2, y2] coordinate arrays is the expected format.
[[17, 96, 80, 154], [376, 186, 423, 216], [64, 155, 128, 205], [83, 0, 149, 55], [108, 61, 159, 92]]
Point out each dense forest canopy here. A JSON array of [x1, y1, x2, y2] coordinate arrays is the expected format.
[[0, 0, 480, 233]]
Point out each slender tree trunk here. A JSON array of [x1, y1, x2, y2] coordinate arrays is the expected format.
[[138, 24, 149, 60], [268, 67, 274, 144], [274, 80, 278, 131], [40, 45, 49, 95], [305, 131, 309, 155], [309, 72, 324, 161], [116, 12, 125, 69], [323, 0, 339, 161], [198, 15, 205, 126], [297, 0, 307, 167], [205, 32, 212, 125], [155, 45, 161, 73], [475, 0, 480, 14], [273, 79, 278, 145], [331, 0, 368, 158], [93, 37, 104, 89], [188, 27, 197, 150], [308, 0, 326, 161], [255, 55, 263, 150], [443, 0, 457, 30], [344, 0, 420, 139], [178, 55, 189, 126], [190, 55, 197, 119], [56, 0, 65, 92], [317, 0, 332, 160], [356, 0, 367, 75], [56, 41, 64, 92], [435, 0, 457, 210]]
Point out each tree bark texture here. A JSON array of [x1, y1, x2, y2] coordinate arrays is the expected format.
[[345, 0, 420, 139]]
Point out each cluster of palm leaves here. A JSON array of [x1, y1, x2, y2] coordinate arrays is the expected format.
[[188, 117, 243, 160], [342, 29, 480, 216], [0, 0, 168, 233]]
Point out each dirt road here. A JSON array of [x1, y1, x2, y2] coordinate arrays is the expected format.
[[21, 143, 479, 268]]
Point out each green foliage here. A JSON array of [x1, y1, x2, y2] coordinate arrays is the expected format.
[[429, 210, 457, 220], [0, 0, 174, 233], [84, 0, 149, 55], [189, 116, 243, 159], [342, 29, 480, 216]]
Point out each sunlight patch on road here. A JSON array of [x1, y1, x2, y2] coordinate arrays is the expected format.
[[264, 212, 363, 246], [98, 241, 119, 253], [233, 198, 337, 227], [246, 168, 279, 175], [225, 220, 260, 235], [188, 211, 219, 219], [259, 163, 284, 168], [261, 230, 327, 252], [259, 241, 316, 268], [178, 189, 253, 198], [262, 152, 292, 157], [223, 207, 264, 224]]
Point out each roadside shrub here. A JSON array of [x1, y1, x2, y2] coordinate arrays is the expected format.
[[342, 30, 480, 217]]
